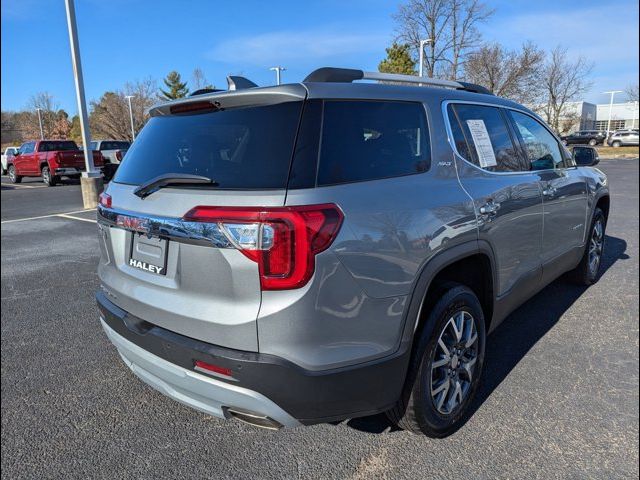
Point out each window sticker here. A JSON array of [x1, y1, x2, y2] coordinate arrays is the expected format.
[[466, 120, 497, 168]]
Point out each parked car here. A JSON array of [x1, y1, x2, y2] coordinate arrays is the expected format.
[[96, 68, 609, 437], [8, 140, 104, 186], [608, 130, 639, 147], [1, 146, 19, 174], [560, 130, 607, 146], [90, 140, 130, 181]]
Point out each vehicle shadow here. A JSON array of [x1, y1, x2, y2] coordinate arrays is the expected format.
[[344, 234, 629, 435]]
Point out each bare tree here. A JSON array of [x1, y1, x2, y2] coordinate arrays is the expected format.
[[192, 67, 214, 90], [626, 83, 639, 103], [536, 46, 593, 133], [90, 78, 158, 141], [393, 0, 493, 79], [26, 92, 59, 138], [464, 42, 545, 104]]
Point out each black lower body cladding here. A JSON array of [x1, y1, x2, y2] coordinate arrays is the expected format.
[[96, 291, 411, 424]]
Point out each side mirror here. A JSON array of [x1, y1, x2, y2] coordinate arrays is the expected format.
[[572, 146, 599, 166]]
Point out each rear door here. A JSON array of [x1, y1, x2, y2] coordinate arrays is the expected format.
[[447, 102, 544, 299], [507, 110, 588, 282], [97, 87, 307, 351]]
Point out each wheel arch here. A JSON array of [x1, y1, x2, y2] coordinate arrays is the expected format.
[[399, 240, 496, 350]]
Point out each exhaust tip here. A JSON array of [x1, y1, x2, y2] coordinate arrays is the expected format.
[[224, 407, 283, 431]]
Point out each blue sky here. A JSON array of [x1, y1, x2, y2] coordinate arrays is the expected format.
[[2, 0, 638, 115]]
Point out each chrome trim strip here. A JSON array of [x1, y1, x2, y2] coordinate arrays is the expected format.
[[97, 206, 234, 249]]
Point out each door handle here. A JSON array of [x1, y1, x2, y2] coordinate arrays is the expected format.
[[479, 201, 500, 215]]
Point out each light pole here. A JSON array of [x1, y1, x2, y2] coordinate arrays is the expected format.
[[64, 0, 101, 208], [418, 39, 433, 78], [125, 95, 135, 140], [36, 108, 44, 139], [603, 90, 623, 141], [269, 66, 286, 85]]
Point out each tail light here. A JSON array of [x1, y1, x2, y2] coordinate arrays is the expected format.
[[99, 192, 112, 208], [183, 204, 343, 290], [115, 150, 123, 162]]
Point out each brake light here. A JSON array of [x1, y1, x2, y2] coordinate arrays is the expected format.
[[170, 101, 218, 114], [183, 204, 343, 290], [115, 150, 123, 162], [99, 192, 112, 208]]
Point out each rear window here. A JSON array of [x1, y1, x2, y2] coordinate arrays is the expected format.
[[114, 101, 303, 189], [39, 141, 78, 152], [317, 101, 430, 186], [100, 141, 130, 151]]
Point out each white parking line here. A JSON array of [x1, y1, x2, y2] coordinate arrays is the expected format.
[[57, 213, 97, 223], [1, 183, 47, 189], [1, 208, 97, 224]]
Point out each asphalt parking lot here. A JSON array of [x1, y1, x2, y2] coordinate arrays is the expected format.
[[1, 160, 639, 479]]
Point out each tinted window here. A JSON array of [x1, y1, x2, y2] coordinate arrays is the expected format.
[[39, 141, 78, 152], [20, 142, 35, 154], [114, 102, 303, 189], [509, 111, 564, 170], [101, 141, 130, 150], [317, 101, 430, 186], [448, 104, 522, 172]]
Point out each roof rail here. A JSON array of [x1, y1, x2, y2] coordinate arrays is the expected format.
[[227, 75, 258, 91], [303, 67, 493, 95]]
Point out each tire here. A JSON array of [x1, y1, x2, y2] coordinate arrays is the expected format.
[[8, 165, 22, 184], [588, 139, 597, 146], [612, 141, 621, 148], [386, 284, 486, 437], [569, 207, 606, 285], [41, 165, 58, 187]]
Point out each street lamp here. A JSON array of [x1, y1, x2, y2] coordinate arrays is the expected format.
[[35, 108, 44, 140], [125, 95, 135, 140], [64, 0, 101, 209], [603, 90, 623, 140], [418, 39, 433, 78], [269, 66, 286, 85]]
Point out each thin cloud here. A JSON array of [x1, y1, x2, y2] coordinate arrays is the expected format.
[[207, 28, 389, 66]]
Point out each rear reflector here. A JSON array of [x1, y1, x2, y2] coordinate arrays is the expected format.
[[183, 204, 344, 290], [194, 360, 234, 378]]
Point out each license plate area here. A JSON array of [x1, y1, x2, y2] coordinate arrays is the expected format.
[[129, 234, 168, 275]]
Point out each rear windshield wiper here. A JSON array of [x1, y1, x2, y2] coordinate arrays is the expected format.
[[133, 173, 218, 199]]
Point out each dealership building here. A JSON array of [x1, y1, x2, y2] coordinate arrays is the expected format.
[[565, 101, 639, 132]]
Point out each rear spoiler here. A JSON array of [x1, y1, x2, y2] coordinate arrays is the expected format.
[[148, 82, 307, 117]]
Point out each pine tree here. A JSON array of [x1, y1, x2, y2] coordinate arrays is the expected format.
[[378, 43, 417, 76], [160, 71, 189, 100]]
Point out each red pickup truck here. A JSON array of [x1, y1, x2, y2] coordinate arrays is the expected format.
[[7, 140, 104, 186]]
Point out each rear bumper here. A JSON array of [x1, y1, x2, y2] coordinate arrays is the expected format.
[[97, 291, 410, 425], [54, 166, 103, 176], [101, 318, 301, 428]]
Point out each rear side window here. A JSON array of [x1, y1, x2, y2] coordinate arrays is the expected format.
[[448, 104, 523, 172], [317, 101, 430, 186], [114, 101, 303, 189], [39, 141, 78, 152]]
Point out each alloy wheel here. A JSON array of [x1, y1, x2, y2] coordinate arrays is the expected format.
[[430, 310, 479, 415], [589, 219, 604, 276]]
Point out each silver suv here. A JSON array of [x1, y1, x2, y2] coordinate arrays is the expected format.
[[96, 68, 610, 437]]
